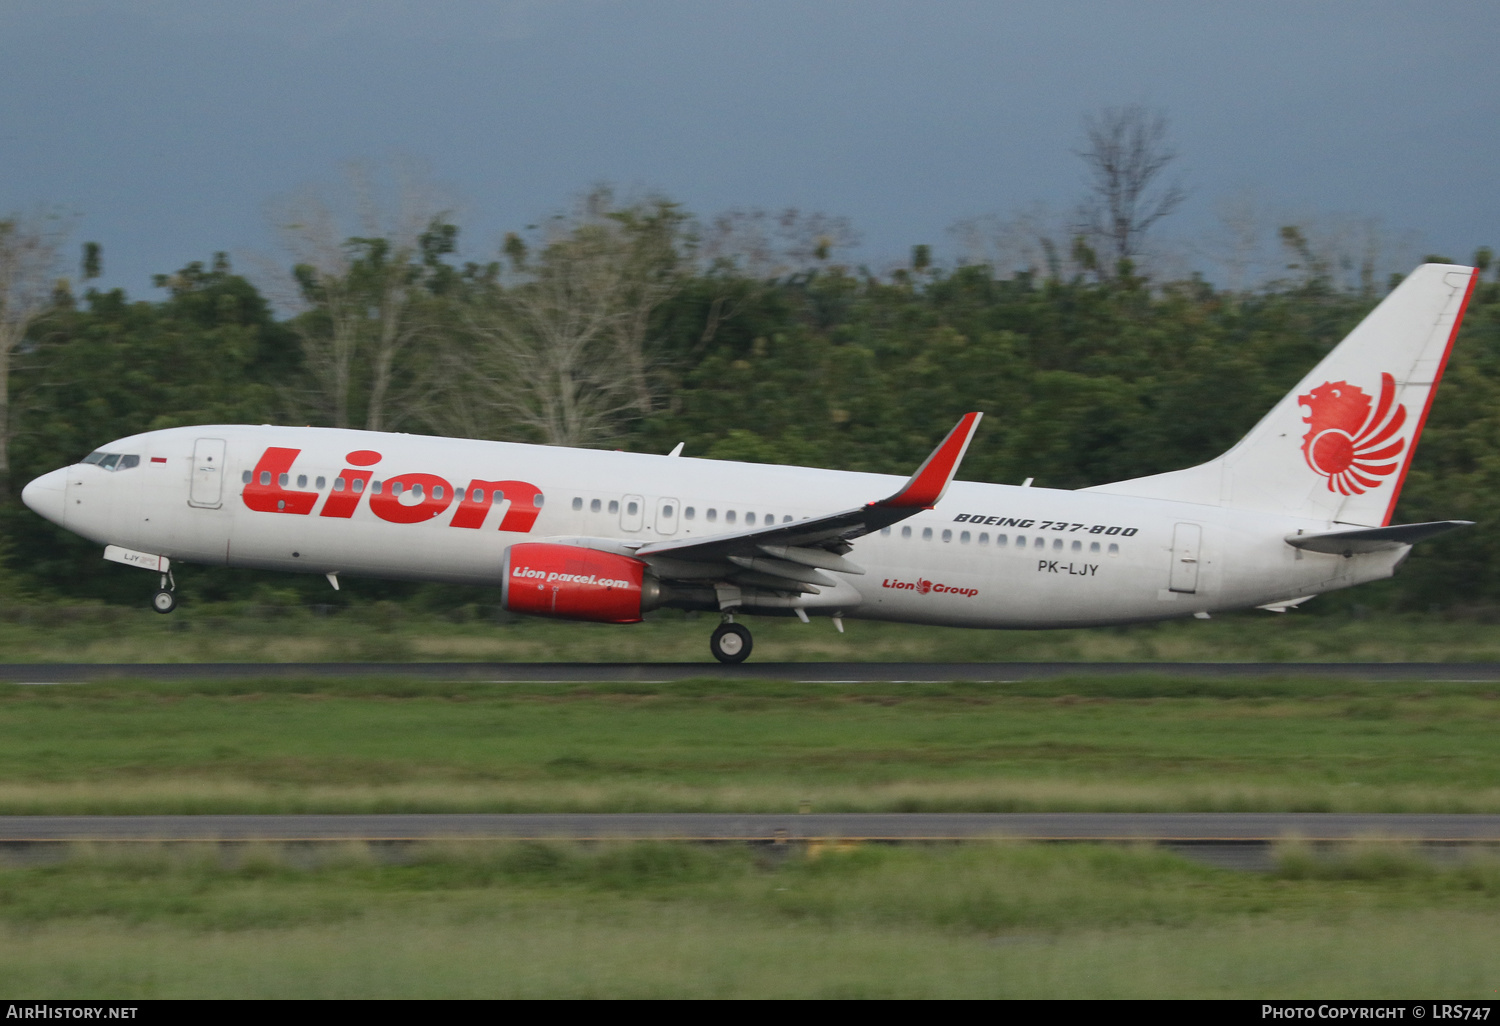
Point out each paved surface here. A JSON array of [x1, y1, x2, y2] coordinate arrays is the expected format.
[[3, 813, 1499, 842], [4, 662, 1500, 682]]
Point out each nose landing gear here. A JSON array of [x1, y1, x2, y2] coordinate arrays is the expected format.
[[152, 572, 176, 614], [709, 620, 752, 664]]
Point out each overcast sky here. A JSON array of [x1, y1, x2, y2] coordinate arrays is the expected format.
[[2, 0, 1497, 298]]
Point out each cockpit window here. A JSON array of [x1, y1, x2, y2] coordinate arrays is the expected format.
[[81, 452, 140, 471]]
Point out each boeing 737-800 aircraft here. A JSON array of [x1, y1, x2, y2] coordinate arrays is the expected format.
[[20, 264, 1480, 662]]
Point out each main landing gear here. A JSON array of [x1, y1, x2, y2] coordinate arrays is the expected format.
[[709, 619, 752, 664], [152, 572, 176, 614]]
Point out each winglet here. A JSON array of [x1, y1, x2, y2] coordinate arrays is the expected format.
[[871, 412, 983, 509]]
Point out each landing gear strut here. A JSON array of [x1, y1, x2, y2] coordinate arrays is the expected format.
[[709, 621, 752, 664], [152, 572, 176, 614]]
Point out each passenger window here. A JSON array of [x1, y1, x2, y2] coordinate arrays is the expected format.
[[316, 476, 326, 489], [260, 471, 271, 486], [297, 475, 308, 488], [591, 499, 602, 513], [783, 516, 793, 523], [1053, 538, 1063, 550], [901, 526, 911, 539], [1108, 543, 1119, 556], [391, 482, 404, 496], [627, 500, 638, 516], [433, 485, 443, 500], [411, 483, 424, 499], [334, 478, 346, 492], [1035, 537, 1046, 549], [1090, 541, 1100, 553], [996, 534, 1006, 546], [979, 532, 989, 545], [685, 507, 695, 520], [572, 497, 583, 511], [662, 505, 674, 518], [278, 473, 289, 486], [880, 526, 891, 536], [941, 529, 952, 542], [242, 471, 252, 484], [726, 511, 737, 524], [1015, 535, 1025, 547], [706, 508, 717, 522], [353, 479, 364, 493], [609, 500, 619, 514], [922, 527, 933, 541], [534, 494, 544, 507], [960, 531, 970, 544], [1071, 540, 1081, 552], [372, 481, 382, 494], [746, 513, 756, 526]]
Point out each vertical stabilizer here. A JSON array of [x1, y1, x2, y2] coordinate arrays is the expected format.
[[1087, 264, 1479, 525]]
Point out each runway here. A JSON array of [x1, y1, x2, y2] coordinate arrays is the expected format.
[[3, 813, 1499, 843], [4, 661, 1500, 682]]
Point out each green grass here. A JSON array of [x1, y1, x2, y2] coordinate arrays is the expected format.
[[2, 675, 1498, 813], [2, 841, 1498, 998], [5, 602, 1500, 663]]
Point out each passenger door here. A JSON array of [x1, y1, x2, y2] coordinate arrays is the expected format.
[[1169, 522, 1201, 594], [189, 438, 226, 509]]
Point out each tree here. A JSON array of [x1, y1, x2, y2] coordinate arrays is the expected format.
[[1074, 105, 1187, 275], [270, 162, 455, 430], [0, 212, 67, 496], [457, 188, 688, 446]]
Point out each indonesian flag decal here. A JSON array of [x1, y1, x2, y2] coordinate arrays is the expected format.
[[1298, 373, 1407, 496]]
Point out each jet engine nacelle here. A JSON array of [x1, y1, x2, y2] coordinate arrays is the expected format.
[[502, 542, 659, 623]]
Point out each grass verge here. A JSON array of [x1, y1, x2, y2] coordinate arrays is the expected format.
[[0, 675, 1497, 813], [1, 841, 1497, 998], [4, 604, 1500, 663]]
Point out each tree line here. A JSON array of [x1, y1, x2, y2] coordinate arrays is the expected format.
[[1, 193, 1495, 614], [2, 105, 1496, 614]]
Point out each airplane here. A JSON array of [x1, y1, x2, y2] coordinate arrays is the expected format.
[[20, 263, 1480, 663]]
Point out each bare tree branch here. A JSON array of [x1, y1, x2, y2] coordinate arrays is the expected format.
[[1074, 105, 1187, 274], [267, 159, 453, 429], [0, 212, 67, 495]]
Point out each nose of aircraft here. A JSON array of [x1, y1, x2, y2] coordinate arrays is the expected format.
[[21, 468, 68, 526]]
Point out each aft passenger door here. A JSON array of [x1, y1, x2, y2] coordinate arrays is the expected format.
[[189, 438, 226, 509], [1169, 523, 1201, 594]]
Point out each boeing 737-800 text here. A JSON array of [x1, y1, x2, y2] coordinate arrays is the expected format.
[[21, 264, 1480, 662]]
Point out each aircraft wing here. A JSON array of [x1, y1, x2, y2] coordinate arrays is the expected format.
[[635, 412, 982, 593]]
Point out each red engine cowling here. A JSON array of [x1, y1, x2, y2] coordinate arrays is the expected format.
[[502, 543, 652, 623]]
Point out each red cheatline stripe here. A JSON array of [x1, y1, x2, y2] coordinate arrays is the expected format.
[[1383, 267, 1479, 526], [875, 412, 983, 509]]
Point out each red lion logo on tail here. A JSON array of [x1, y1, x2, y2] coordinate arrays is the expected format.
[[1298, 373, 1407, 495]]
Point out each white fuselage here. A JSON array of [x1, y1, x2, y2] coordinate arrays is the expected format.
[[25, 424, 1403, 627]]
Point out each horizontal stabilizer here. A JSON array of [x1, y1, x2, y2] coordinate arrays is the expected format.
[[1286, 520, 1473, 555]]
